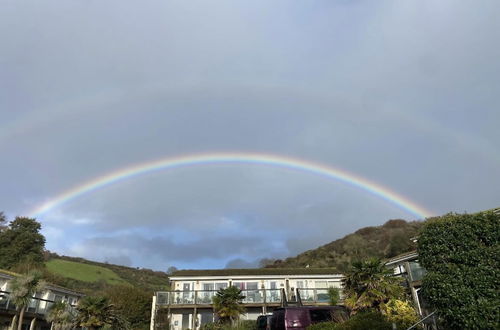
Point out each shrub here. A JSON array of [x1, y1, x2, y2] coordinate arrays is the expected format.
[[307, 311, 393, 330], [418, 211, 500, 329], [201, 320, 255, 330], [308, 321, 338, 330], [327, 287, 340, 306], [382, 299, 419, 329]]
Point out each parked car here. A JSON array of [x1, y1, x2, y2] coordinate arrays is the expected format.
[[270, 306, 348, 330], [257, 314, 273, 330]]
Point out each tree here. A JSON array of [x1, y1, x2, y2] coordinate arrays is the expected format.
[[9, 271, 46, 330], [166, 266, 178, 275], [103, 285, 151, 330], [46, 301, 75, 330], [212, 286, 245, 325], [0, 217, 46, 269], [0, 212, 7, 231], [418, 211, 500, 329], [327, 287, 340, 306], [342, 258, 404, 314], [73, 296, 129, 330]]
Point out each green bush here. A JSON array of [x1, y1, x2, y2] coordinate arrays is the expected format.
[[307, 321, 338, 330], [201, 320, 256, 330], [307, 311, 393, 330], [418, 211, 500, 329]]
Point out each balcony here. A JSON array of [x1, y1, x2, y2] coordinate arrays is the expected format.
[[0, 290, 76, 316], [156, 289, 283, 307], [155, 288, 339, 307], [408, 262, 426, 282]]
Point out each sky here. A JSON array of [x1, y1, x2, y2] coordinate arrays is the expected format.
[[1, 0, 499, 271]]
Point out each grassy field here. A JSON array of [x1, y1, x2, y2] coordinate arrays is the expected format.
[[46, 259, 129, 285]]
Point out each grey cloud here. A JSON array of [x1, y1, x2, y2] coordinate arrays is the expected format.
[[225, 258, 259, 269], [104, 255, 133, 267], [1, 1, 500, 270]]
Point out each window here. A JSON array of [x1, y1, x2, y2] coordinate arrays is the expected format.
[[215, 282, 228, 290], [309, 309, 332, 323]]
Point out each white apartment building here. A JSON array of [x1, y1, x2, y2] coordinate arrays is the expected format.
[[0, 269, 84, 330], [151, 268, 342, 330]]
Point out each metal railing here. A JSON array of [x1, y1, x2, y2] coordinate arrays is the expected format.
[[156, 289, 283, 306], [296, 288, 340, 304], [0, 290, 76, 316]]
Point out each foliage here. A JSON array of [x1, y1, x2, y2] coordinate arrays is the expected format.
[[200, 320, 256, 330], [212, 286, 246, 324], [0, 216, 46, 269], [307, 311, 392, 330], [382, 299, 419, 329], [267, 219, 422, 271], [0, 211, 6, 230], [9, 270, 46, 330], [418, 211, 500, 329], [342, 258, 404, 314], [103, 285, 152, 330], [46, 301, 75, 330], [73, 296, 129, 330], [327, 287, 340, 306]]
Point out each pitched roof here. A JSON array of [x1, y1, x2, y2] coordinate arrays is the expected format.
[[171, 267, 339, 277], [385, 251, 419, 265]]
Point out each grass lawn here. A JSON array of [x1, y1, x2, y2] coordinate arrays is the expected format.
[[46, 259, 129, 285]]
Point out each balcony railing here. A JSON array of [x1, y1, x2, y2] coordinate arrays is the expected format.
[[296, 288, 342, 304], [156, 288, 340, 306], [156, 289, 283, 306], [0, 291, 76, 316], [408, 262, 426, 282]]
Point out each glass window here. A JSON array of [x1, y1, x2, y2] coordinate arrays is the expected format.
[[310, 309, 332, 323], [203, 283, 214, 291]]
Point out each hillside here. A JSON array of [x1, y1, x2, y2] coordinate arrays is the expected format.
[[266, 219, 423, 271], [43, 253, 170, 294]]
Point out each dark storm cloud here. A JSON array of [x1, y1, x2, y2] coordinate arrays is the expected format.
[[70, 233, 284, 270], [1, 0, 500, 269]]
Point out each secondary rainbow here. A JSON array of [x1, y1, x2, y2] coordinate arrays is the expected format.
[[28, 152, 433, 219]]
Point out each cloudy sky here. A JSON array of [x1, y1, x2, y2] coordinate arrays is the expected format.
[[1, 0, 499, 270]]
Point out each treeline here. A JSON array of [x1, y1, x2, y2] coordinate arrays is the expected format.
[[267, 219, 423, 271]]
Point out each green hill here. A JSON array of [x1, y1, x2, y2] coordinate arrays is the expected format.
[[44, 254, 170, 294], [266, 219, 423, 272], [46, 259, 128, 285]]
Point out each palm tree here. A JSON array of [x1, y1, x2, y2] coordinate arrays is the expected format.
[[342, 258, 403, 314], [46, 301, 75, 330], [73, 296, 129, 330], [9, 270, 46, 330], [212, 286, 246, 325]]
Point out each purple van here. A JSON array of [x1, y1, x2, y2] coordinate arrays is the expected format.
[[270, 306, 347, 330]]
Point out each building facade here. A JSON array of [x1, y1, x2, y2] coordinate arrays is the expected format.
[[0, 269, 84, 330], [386, 251, 428, 315], [151, 268, 342, 330]]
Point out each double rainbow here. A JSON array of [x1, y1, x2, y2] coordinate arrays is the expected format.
[[29, 152, 433, 219]]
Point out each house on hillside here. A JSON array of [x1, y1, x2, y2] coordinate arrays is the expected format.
[[386, 251, 430, 316], [0, 269, 84, 330], [151, 268, 342, 330]]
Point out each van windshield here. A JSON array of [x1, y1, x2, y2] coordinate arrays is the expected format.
[[309, 309, 332, 323]]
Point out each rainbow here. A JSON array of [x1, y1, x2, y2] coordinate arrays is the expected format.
[[28, 152, 433, 219]]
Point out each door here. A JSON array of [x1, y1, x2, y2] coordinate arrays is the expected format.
[[182, 313, 190, 329]]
